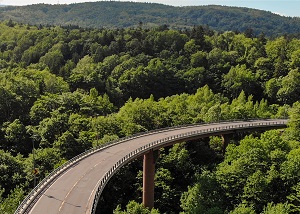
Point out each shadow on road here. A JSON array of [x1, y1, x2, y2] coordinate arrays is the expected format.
[[44, 194, 81, 208]]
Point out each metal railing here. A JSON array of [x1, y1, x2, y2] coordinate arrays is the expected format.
[[90, 119, 287, 213], [14, 119, 287, 214]]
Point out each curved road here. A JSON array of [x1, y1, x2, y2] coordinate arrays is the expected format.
[[16, 119, 287, 214]]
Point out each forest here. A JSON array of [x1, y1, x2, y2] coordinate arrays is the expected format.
[[1, 2, 300, 37], [0, 19, 300, 213]]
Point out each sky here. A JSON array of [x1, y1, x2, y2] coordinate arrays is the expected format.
[[0, 0, 299, 17]]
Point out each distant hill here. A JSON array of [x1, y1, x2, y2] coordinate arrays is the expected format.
[[0, 1, 300, 36]]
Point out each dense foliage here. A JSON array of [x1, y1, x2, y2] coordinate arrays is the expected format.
[[0, 20, 299, 213], [1, 2, 300, 37]]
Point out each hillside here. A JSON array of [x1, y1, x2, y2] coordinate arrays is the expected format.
[[1, 17, 300, 213], [0, 1, 300, 36]]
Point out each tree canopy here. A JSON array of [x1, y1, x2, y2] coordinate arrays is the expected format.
[[0, 20, 298, 213]]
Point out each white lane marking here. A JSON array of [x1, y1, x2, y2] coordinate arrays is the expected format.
[[58, 158, 107, 213], [85, 162, 104, 213], [28, 167, 74, 214]]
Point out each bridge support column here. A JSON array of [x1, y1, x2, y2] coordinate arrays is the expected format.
[[143, 149, 159, 209], [222, 134, 230, 155]]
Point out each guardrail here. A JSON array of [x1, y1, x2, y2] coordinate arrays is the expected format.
[[15, 119, 211, 213], [14, 119, 287, 214], [88, 119, 287, 213]]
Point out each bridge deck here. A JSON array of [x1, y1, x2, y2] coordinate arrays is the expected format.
[[16, 119, 287, 214]]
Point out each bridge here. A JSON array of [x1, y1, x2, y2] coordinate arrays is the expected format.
[[15, 119, 288, 214]]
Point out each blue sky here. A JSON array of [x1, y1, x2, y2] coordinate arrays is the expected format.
[[0, 0, 299, 17]]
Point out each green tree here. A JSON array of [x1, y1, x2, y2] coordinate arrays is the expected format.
[[261, 203, 290, 214], [39, 49, 64, 74], [254, 57, 273, 82], [180, 171, 223, 214], [181, 67, 206, 93], [69, 55, 104, 91], [229, 204, 255, 214], [184, 39, 200, 56], [281, 148, 300, 186], [265, 78, 281, 103], [0, 150, 24, 196], [36, 110, 68, 147], [24, 147, 63, 184], [287, 182, 300, 213], [289, 50, 300, 69], [53, 131, 86, 159], [216, 130, 289, 212], [80, 88, 115, 116], [265, 37, 288, 77], [0, 186, 25, 214], [284, 102, 300, 141], [114, 201, 160, 214], [277, 69, 300, 104], [1, 119, 31, 155], [222, 64, 258, 98]]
